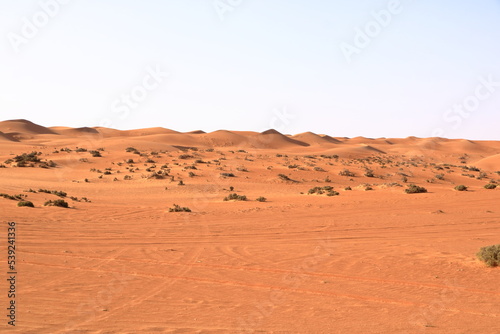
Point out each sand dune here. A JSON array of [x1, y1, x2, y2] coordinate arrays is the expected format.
[[0, 119, 58, 135], [474, 154, 500, 171], [291, 131, 338, 146], [0, 119, 499, 333]]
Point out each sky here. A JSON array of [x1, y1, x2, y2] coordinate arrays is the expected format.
[[1, 0, 499, 139]]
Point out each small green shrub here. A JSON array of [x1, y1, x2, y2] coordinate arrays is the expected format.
[[454, 185, 468, 191], [256, 196, 266, 202], [17, 201, 34, 207], [169, 204, 191, 212], [220, 172, 235, 177], [89, 150, 102, 157], [44, 199, 69, 208], [339, 169, 355, 177], [224, 193, 247, 201], [484, 184, 497, 189], [0, 193, 24, 201], [405, 184, 427, 194], [308, 186, 339, 196], [476, 245, 500, 267]]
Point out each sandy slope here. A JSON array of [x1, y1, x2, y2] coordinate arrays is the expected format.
[[1, 120, 499, 333]]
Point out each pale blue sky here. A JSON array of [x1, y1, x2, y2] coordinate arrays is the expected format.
[[1, 0, 499, 139]]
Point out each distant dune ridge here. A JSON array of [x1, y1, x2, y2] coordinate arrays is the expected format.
[[0, 119, 499, 170]]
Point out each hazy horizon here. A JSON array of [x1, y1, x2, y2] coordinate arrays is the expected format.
[[1, 1, 500, 140]]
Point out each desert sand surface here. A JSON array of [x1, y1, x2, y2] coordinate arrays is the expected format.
[[1, 119, 499, 333]]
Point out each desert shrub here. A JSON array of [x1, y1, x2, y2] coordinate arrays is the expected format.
[[365, 186, 373, 191], [0, 193, 24, 200], [89, 150, 101, 157], [364, 169, 375, 177], [178, 180, 184, 186], [44, 199, 69, 208], [326, 191, 340, 196], [126, 147, 137, 152], [476, 245, 500, 267], [314, 167, 326, 172], [148, 172, 164, 179], [484, 183, 497, 189], [339, 169, 355, 177], [435, 174, 445, 180], [223, 193, 247, 201], [256, 196, 267, 202], [123, 175, 132, 180], [104, 171, 112, 175], [169, 204, 191, 212], [308, 186, 339, 196], [278, 174, 294, 182], [146, 158, 155, 163], [17, 201, 34, 207], [178, 154, 194, 159], [454, 185, 468, 191], [229, 186, 234, 191], [13, 151, 41, 164], [405, 184, 427, 194], [188, 171, 195, 177], [76, 148, 87, 152], [345, 186, 352, 191], [220, 172, 235, 177], [236, 166, 248, 172]]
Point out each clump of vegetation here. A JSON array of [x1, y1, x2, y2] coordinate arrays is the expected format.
[[220, 172, 235, 178], [126, 147, 137, 152], [256, 196, 267, 202], [223, 193, 247, 201], [17, 201, 34, 207], [0, 193, 25, 201], [44, 199, 69, 208], [188, 171, 196, 177], [38, 189, 67, 197], [13, 151, 41, 164], [278, 174, 297, 182], [169, 204, 191, 212], [339, 169, 355, 177], [484, 184, 497, 189], [435, 174, 445, 180], [147, 171, 165, 179], [308, 186, 339, 196], [178, 154, 194, 159], [476, 244, 500, 267], [364, 169, 374, 177], [344, 186, 352, 191], [178, 180, 185, 186], [454, 185, 468, 191], [405, 184, 427, 194], [89, 150, 102, 157]]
